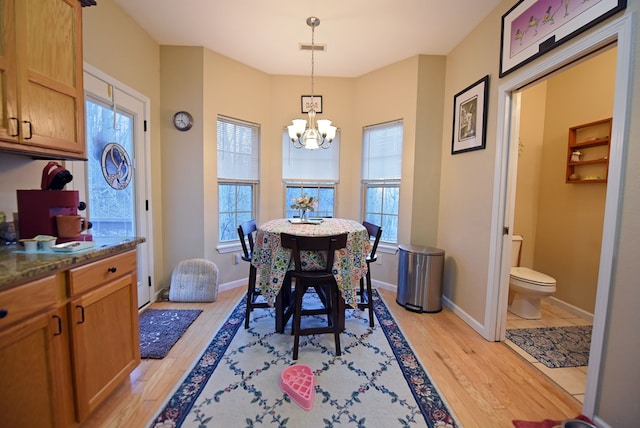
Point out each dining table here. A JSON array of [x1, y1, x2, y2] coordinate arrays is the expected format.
[[251, 217, 372, 309]]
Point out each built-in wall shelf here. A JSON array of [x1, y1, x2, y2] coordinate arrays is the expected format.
[[566, 118, 612, 184]]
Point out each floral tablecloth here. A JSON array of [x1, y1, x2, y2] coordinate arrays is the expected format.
[[251, 218, 371, 307]]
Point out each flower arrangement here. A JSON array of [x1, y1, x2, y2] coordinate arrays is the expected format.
[[290, 194, 317, 216]]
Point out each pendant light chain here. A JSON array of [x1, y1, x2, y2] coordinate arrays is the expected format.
[[287, 16, 336, 149], [310, 18, 315, 105]]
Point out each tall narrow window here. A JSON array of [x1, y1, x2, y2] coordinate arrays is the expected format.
[[282, 130, 339, 217], [217, 116, 259, 242], [362, 120, 403, 243]]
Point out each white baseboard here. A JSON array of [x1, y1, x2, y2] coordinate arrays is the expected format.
[[547, 296, 594, 323], [442, 296, 488, 339], [219, 279, 247, 292], [372, 279, 397, 292]]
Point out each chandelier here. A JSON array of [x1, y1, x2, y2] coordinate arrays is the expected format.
[[288, 17, 336, 150]]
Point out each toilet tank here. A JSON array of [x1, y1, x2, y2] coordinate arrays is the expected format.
[[511, 235, 523, 267]]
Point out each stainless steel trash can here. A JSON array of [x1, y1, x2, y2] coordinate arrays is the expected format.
[[396, 244, 445, 313]]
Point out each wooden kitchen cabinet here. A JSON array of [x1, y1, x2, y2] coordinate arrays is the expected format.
[[0, 0, 86, 160], [0, 275, 75, 428], [67, 250, 140, 422], [0, 248, 141, 426]]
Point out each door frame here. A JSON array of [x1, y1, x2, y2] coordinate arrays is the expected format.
[[68, 63, 155, 308], [488, 14, 634, 416]]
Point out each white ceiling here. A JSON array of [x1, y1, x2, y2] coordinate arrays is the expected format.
[[111, 0, 503, 78]]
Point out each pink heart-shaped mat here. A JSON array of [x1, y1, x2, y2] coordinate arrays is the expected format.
[[279, 364, 315, 410]]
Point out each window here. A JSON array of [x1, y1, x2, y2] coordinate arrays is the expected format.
[[282, 131, 339, 217], [362, 120, 403, 243], [285, 185, 335, 218], [217, 116, 259, 242]]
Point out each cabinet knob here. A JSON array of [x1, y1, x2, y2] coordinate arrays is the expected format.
[[108, 267, 117, 273], [0, 308, 7, 319]]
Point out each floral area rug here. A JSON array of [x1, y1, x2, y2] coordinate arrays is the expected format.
[[148, 290, 459, 427], [506, 325, 592, 368], [139, 309, 202, 359]]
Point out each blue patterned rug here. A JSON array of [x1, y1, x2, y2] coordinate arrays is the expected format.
[[506, 325, 592, 368], [148, 290, 459, 427]]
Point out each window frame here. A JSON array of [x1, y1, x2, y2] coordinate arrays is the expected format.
[[282, 128, 340, 218], [361, 120, 403, 244], [217, 180, 258, 243], [283, 182, 337, 218], [361, 180, 400, 244], [217, 116, 260, 245]]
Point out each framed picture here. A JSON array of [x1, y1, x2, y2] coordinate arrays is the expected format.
[[500, 0, 626, 77], [301, 95, 322, 114], [452, 75, 489, 155]]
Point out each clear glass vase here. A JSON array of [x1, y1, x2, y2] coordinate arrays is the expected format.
[[300, 209, 308, 221]]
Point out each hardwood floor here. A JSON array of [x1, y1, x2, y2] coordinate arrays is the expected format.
[[82, 287, 581, 427]]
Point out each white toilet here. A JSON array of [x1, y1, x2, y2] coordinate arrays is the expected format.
[[508, 235, 556, 319]]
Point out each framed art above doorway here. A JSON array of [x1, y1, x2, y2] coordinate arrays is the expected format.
[[499, 0, 627, 77]]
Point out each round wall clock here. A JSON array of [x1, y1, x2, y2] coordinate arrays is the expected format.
[[173, 111, 193, 131]]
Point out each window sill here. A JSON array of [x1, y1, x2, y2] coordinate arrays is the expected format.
[[377, 243, 398, 255], [217, 242, 242, 254]]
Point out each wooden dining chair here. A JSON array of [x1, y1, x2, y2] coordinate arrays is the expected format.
[[358, 221, 382, 327], [238, 219, 293, 331], [280, 232, 348, 360]]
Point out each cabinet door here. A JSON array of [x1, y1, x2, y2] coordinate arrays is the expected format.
[[68, 274, 140, 422], [13, 0, 85, 158], [0, 308, 73, 428], [0, 0, 19, 142]]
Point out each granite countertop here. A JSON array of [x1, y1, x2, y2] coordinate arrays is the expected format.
[[0, 237, 146, 291]]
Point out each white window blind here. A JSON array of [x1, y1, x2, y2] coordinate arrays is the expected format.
[[282, 130, 340, 181], [362, 121, 403, 180], [217, 116, 259, 180]]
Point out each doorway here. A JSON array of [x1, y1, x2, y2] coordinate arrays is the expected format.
[[503, 47, 615, 401], [68, 65, 154, 309], [489, 15, 633, 416]]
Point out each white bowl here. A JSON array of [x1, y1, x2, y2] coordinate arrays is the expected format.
[[39, 238, 57, 250], [20, 239, 38, 253]]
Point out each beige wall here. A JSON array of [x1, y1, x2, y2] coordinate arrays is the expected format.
[[438, 4, 502, 324], [350, 55, 447, 282], [412, 55, 446, 246], [514, 81, 547, 267], [159, 46, 206, 284]]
